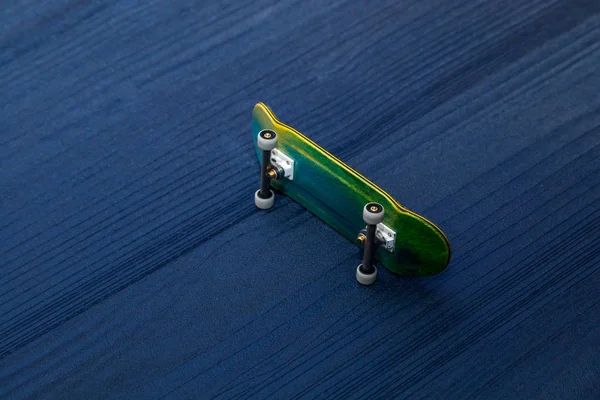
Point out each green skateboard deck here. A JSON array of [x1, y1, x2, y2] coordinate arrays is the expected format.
[[252, 103, 451, 276]]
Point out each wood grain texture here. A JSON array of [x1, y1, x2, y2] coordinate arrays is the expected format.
[[1, 0, 599, 399]]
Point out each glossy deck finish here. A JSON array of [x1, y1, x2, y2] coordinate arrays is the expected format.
[[253, 103, 451, 276]]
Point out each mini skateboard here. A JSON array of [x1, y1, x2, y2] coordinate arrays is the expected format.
[[252, 103, 451, 284]]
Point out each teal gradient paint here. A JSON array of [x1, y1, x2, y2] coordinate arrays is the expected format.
[[253, 103, 451, 276]]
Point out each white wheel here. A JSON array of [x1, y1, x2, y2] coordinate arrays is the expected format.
[[255, 189, 275, 209], [257, 130, 278, 151], [356, 264, 377, 286], [363, 202, 384, 225]]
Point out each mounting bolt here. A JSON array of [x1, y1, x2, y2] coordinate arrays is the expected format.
[[357, 232, 366, 244]]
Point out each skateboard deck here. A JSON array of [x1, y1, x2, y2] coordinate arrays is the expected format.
[[252, 103, 451, 276]]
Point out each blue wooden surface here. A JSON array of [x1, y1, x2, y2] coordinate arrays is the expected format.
[[1, 1, 599, 399]]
